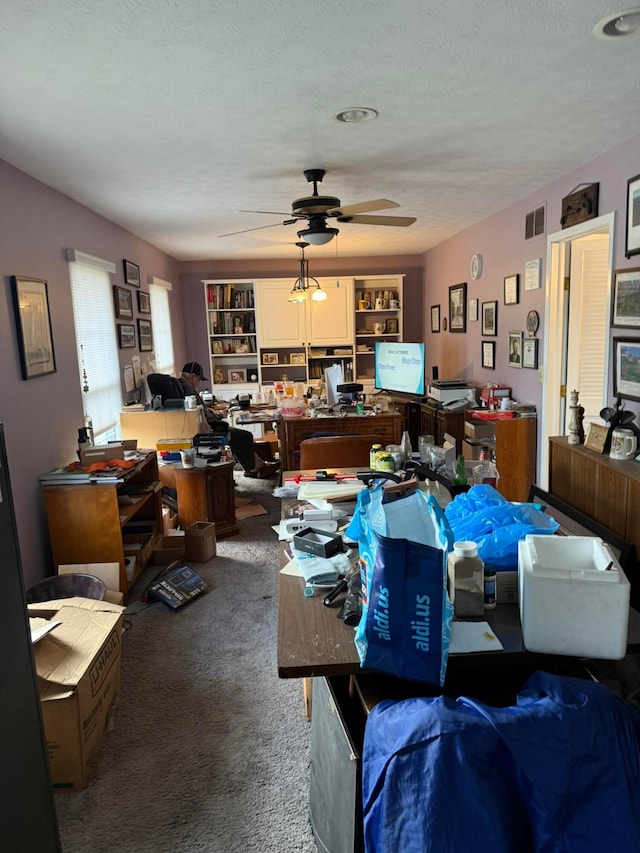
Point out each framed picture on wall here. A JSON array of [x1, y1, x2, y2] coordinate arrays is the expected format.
[[625, 173, 640, 258], [448, 282, 467, 333], [481, 300, 498, 336], [481, 340, 495, 370], [522, 337, 539, 369], [430, 305, 440, 333], [117, 323, 136, 349], [10, 275, 57, 379], [137, 290, 151, 314], [469, 298, 479, 322], [508, 331, 523, 367], [504, 274, 520, 305], [113, 285, 133, 319], [611, 267, 640, 328], [137, 318, 153, 352], [123, 259, 141, 287], [613, 337, 640, 402]]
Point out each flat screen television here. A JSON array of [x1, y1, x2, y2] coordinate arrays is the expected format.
[[374, 341, 425, 396]]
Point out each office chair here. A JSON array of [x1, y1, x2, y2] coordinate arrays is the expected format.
[[299, 434, 379, 470], [147, 373, 185, 407]]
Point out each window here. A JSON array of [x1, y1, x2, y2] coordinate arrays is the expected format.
[[67, 249, 121, 444], [148, 276, 175, 375]]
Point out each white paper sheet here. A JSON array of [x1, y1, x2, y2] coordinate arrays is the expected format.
[[449, 621, 504, 654]]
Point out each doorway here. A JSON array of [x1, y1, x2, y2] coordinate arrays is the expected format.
[[539, 212, 615, 487]]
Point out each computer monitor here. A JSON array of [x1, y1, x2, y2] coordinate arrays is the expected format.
[[324, 363, 344, 407]]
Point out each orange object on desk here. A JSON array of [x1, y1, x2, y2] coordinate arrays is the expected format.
[[469, 410, 516, 421]]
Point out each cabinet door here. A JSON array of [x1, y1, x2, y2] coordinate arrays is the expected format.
[[255, 279, 306, 348], [306, 278, 354, 345]]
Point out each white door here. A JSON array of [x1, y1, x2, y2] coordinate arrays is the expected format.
[[306, 277, 354, 345], [254, 279, 306, 348]]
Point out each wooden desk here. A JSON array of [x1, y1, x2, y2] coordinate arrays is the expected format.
[[173, 460, 239, 538], [277, 412, 402, 472], [120, 408, 201, 449]]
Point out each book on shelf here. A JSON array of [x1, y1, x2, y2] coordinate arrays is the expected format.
[[39, 466, 124, 485]]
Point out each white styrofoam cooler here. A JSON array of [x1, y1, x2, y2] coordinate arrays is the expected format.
[[518, 535, 630, 659]]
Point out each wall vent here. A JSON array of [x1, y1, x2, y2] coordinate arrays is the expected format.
[[525, 205, 545, 239]]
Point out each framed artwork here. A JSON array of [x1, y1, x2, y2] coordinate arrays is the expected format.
[[113, 285, 133, 319], [625, 173, 640, 258], [508, 331, 523, 367], [117, 323, 136, 349], [448, 282, 467, 333], [613, 337, 640, 402], [430, 305, 440, 333], [524, 258, 541, 291], [123, 259, 140, 287], [611, 267, 640, 328], [481, 340, 495, 370], [504, 274, 520, 305], [228, 368, 247, 383], [212, 340, 223, 354], [137, 318, 153, 352], [522, 337, 539, 369], [468, 298, 479, 323], [385, 318, 399, 334], [137, 290, 151, 314], [584, 422, 608, 453], [290, 352, 306, 365], [481, 300, 498, 336], [10, 275, 57, 379], [262, 352, 278, 365]]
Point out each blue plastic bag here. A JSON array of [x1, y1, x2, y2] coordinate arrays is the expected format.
[[444, 484, 559, 570], [345, 485, 453, 685]]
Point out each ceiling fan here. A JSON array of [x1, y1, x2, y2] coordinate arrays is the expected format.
[[218, 169, 416, 245]]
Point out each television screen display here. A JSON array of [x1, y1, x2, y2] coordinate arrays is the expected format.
[[374, 341, 425, 396]]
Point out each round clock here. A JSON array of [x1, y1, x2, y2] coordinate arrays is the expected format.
[[526, 309, 540, 336], [470, 253, 483, 281]]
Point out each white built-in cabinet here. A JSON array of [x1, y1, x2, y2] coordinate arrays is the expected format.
[[202, 274, 402, 398]]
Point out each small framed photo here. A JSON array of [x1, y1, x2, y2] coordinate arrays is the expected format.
[[481, 300, 498, 336], [212, 340, 223, 354], [228, 368, 247, 383], [430, 305, 440, 333], [113, 285, 134, 319], [448, 282, 467, 333], [137, 318, 153, 352], [625, 173, 640, 258], [137, 290, 151, 314], [290, 352, 306, 365], [10, 275, 57, 379], [504, 274, 520, 305], [385, 318, 399, 334], [613, 337, 640, 402], [522, 337, 539, 369], [117, 323, 136, 349], [481, 340, 495, 370], [524, 258, 541, 291], [469, 298, 479, 322], [123, 259, 140, 287], [585, 422, 609, 453], [262, 352, 278, 365], [508, 331, 523, 367], [611, 267, 640, 328]]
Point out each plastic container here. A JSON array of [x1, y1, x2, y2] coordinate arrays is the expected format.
[[518, 534, 630, 659], [484, 567, 497, 610], [473, 448, 499, 488], [26, 573, 107, 604], [370, 444, 382, 470], [278, 397, 305, 419], [447, 540, 484, 618]]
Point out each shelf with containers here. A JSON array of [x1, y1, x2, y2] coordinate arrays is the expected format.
[[354, 275, 404, 385], [204, 280, 259, 394]]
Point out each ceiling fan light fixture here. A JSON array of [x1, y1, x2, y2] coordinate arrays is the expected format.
[[593, 7, 640, 37], [297, 226, 339, 245], [311, 285, 328, 302], [335, 107, 378, 123], [290, 241, 326, 302]]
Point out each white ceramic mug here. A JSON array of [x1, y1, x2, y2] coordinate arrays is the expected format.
[[610, 428, 637, 460], [184, 395, 197, 410], [389, 299, 400, 309], [180, 448, 196, 468], [375, 297, 386, 310], [373, 321, 386, 335]]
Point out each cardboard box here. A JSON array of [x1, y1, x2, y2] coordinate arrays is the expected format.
[[79, 443, 124, 466], [185, 521, 217, 562], [123, 532, 154, 569], [29, 600, 124, 791], [152, 533, 186, 565], [293, 527, 344, 558], [156, 437, 193, 453]]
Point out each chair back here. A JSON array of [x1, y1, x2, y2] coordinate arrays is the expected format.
[[147, 373, 185, 405], [299, 434, 379, 470]]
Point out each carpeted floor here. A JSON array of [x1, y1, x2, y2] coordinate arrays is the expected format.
[[54, 474, 316, 853]]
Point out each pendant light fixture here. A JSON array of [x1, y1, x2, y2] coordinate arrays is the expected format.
[[288, 242, 327, 303]]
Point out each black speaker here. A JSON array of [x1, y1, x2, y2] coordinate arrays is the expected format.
[[432, 365, 439, 381]]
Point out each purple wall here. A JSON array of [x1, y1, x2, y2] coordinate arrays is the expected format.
[[0, 161, 184, 586], [422, 132, 640, 426]]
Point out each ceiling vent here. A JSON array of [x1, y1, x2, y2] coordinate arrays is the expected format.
[[525, 205, 545, 240]]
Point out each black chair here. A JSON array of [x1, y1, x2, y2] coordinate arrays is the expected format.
[[147, 373, 185, 407]]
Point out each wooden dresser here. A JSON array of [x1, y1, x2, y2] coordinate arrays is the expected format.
[[548, 436, 640, 555]]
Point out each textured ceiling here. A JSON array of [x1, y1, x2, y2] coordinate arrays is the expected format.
[[1, 0, 639, 261]]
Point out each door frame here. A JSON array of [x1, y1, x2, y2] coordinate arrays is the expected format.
[[539, 212, 615, 487]]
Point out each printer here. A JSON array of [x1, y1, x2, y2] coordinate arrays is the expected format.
[[427, 380, 476, 406]]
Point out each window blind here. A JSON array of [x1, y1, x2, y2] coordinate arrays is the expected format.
[[148, 277, 175, 376], [67, 253, 121, 444]]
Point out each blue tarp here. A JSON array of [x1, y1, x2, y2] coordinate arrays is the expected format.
[[363, 671, 640, 852]]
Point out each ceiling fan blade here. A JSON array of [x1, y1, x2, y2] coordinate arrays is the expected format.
[[338, 214, 417, 227], [328, 199, 400, 216], [240, 209, 305, 217], [218, 219, 297, 238]]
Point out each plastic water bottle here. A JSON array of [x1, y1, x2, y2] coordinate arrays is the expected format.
[[472, 448, 499, 488], [400, 430, 412, 462]]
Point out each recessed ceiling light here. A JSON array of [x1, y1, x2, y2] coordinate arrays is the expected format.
[[594, 6, 640, 38], [335, 107, 378, 123]]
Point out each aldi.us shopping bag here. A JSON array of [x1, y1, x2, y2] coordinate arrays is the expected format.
[[345, 486, 454, 685]]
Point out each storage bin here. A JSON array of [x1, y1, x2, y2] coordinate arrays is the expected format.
[[518, 535, 630, 659]]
